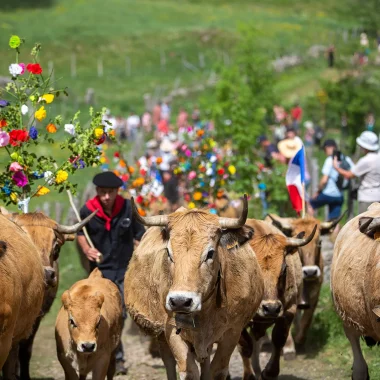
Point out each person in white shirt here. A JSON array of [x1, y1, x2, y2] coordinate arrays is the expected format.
[[126, 111, 140, 141], [333, 131, 380, 214]]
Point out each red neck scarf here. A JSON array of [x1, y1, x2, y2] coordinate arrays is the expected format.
[[86, 195, 125, 231]]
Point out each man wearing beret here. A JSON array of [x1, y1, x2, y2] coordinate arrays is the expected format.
[[77, 171, 145, 375]]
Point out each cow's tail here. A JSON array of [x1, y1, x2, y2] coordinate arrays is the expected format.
[[0, 241, 7, 258]]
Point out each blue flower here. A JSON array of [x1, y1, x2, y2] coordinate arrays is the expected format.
[[1, 186, 11, 195], [29, 126, 38, 140], [0, 100, 10, 108], [33, 172, 44, 179]]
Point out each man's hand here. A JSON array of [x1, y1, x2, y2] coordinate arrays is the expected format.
[[85, 247, 101, 262]]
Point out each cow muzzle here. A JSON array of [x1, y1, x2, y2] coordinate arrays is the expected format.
[[302, 265, 321, 280], [44, 266, 57, 288], [166, 291, 201, 313], [77, 341, 97, 353], [257, 300, 283, 318]]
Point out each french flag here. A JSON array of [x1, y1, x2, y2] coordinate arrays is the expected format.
[[286, 146, 305, 214]]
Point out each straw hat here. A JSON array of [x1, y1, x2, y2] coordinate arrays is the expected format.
[[160, 138, 174, 153], [277, 138, 303, 158]]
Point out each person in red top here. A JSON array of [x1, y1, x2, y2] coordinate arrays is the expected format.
[[291, 103, 303, 130]]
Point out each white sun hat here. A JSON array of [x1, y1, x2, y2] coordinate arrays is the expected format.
[[356, 131, 379, 152]]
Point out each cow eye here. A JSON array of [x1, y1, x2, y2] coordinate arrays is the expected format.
[[206, 249, 215, 261], [166, 248, 174, 263], [69, 317, 77, 328]]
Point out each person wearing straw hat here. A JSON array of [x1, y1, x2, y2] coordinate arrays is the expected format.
[[277, 130, 303, 161], [77, 171, 146, 375], [333, 131, 380, 214]]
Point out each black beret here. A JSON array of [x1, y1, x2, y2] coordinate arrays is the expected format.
[[93, 171, 123, 188]]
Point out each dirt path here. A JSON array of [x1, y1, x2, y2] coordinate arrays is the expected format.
[[30, 236, 343, 379]]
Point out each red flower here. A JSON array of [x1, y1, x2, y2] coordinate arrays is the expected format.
[[217, 168, 225, 175], [136, 195, 144, 204], [121, 174, 129, 182], [114, 152, 120, 158], [26, 63, 42, 75], [9, 129, 29, 146], [0, 120, 7, 128], [140, 168, 147, 176], [95, 134, 106, 145]]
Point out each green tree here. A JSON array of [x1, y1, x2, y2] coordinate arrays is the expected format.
[[206, 26, 277, 195]]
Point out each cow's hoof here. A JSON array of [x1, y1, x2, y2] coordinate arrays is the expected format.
[[259, 370, 278, 380], [283, 351, 296, 361], [243, 374, 256, 380]]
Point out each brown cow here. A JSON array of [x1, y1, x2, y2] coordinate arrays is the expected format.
[[1, 210, 96, 380], [56, 268, 123, 380], [214, 195, 239, 218], [0, 214, 45, 376], [331, 202, 380, 380], [125, 196, 264, 380], [266, 213, 344, 347], [238, 219, 316, 379]]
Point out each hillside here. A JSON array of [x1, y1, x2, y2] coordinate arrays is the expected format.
[[0, 0, 356, 115]]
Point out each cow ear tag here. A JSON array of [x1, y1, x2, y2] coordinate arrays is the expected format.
[[372, 306, 380, 321]]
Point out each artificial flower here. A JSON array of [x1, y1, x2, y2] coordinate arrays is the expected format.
[[185, 149, 192, 157], [19, 63, 25, 74], [114, 152, 120, 158], [1, 185, 11, 195], [0, 120, 7, 128], [119, 160, 126, 168], [128, 166, 135, 174], [140, 168, 147, 176], [136, 195, 144, 204], [64, 123, 76, 136], [9, 63, 23, 76], [94, 128, 104, 139], [12, 171, 28, 188], [188, 171, 197, 180], [108, 130, 115, 137], [156, 157, 163, 164], [99, 156, 107, 164], [228, 165, 236, 175], [197, 129, 205, 137], [137, 208, 146, 216], [95, 135, 106, 145], [35, 106, 46, 121], [44, 171, 54, 185], [35, 186, 50, 197], [217, 168, 225, 175], [9, 35, 21, 49], [55, 170, 68, 184], [29, 126, 38, 140], [9, 129, 29, 146], [40, 94, 54, 104], [46, 123, 57, 133], [121, 174, 129, 182], [193, 192, 203, 201], [188, 202, 196, 209], [10, 152, 19, 160], [10, 192, 18, 203], [9, 162, 23, 172], [0, 100, 10, 108], [32, 172, 44, 179], [26, 63, 42, 75], [21, 104, 28, 115], [0, 132, 9, 147]]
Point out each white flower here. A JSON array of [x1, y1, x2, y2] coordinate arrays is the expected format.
[[9, 63, 23, 76], [44, 171, 55, 185], [206, 168, 213, 176], [21, 104, 28, 115], [210, 155, 217, 163], [64, 124, 76, 136]]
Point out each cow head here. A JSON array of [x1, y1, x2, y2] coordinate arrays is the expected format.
[[252, 223, 317, 318], [132, 195, 253, 314], [7, 211, 96, 287], [62, 287, 104, 353]]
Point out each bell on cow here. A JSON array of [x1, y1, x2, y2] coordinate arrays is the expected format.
[[298, 283, 311, 310]]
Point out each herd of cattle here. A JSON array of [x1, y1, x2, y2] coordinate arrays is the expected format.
[[0, 199, 379, 380]]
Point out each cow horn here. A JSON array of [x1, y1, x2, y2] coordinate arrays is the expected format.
[[359, 217, 380, 237], [286, 225, 317, 247], [218, 194, 248, 229], [55, 210, 98, 234], [320, 210, 347, 231], [267, 214, 292, 231], [131, 197, 168, 226]]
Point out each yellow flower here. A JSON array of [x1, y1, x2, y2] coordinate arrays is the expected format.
[[188, 202, 196, 209], [55, 170, 68, 184], [100, 157, 107, 164], [46, 123, 57, 133], [35, 186, 50, 197], [9, 35, 21, 49], [94, 128, 104, 139], [41, 94, 54, 104], [10, 192, 18, 203], [35, 106, 46, 122], [228, 165, 236, 175], [193, 192, 202, 201]]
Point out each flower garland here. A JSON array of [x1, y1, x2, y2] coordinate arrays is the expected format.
[[0, 36, 114, 211]]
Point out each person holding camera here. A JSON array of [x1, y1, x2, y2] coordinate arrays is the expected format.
[[308, 139, 354, 220], [333, 131, 380, 214]]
